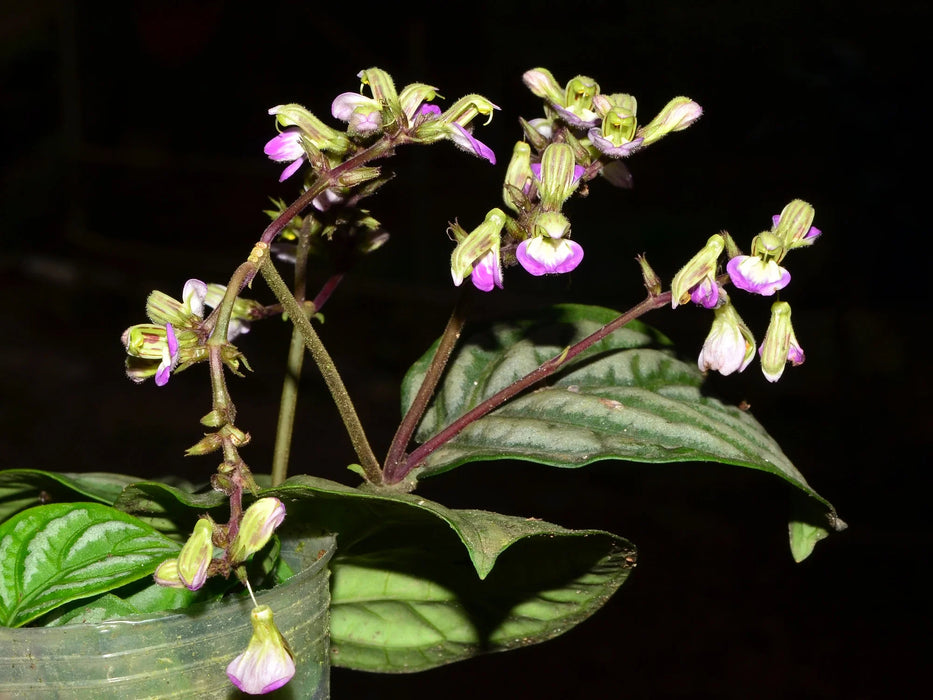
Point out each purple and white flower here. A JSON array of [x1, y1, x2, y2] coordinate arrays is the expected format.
[[263, 129, 305, 182], [697, 304, 755, 376], [726, 255, 791, 296], [227, 606, 295, 695]]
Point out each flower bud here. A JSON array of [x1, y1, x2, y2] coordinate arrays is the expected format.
[[637, 96, 703, 147], [450, 208, 507, 288], [758, 301, 805, 382], [636, 254, 663, 297], [229, 498, 286, 564], [153, 558, 186, 588], [178, 518, 215, 591], [535, 142, 584, 210], [503, 141, 534, 213], [226, 605, 295, 695], [772, 199, 820, 248], [670, 234, 724, 308], [522, 67, 565, 104]]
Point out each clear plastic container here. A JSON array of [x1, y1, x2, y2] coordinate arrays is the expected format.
[[0, 533, 335, 699]]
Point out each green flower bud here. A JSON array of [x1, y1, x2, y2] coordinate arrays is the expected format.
[[503, 142, 534, 213], [178, 518, 215, 590], [537, 142, 583, 210], [229, 498, 286, 564], [636, 254, 663, 297], [450, 208, 507, 286], [759, 301, 805, 382], [670, 234, 725, 308], [773, 199, 817, 248], [153, 558, 186, 588]]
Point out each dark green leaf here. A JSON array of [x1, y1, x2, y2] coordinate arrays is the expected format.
[[402, 304, 843, 554], [263, 476, 635, 672], [0, 469, 139, 522], [0, 503, 180, 627]]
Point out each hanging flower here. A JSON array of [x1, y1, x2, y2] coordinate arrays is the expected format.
[[226, 605, 295, 695]]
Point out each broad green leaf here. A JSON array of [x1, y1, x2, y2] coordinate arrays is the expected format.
[[0, 469, 139, 522], [402, 304, 843, 553], [0, 503, 180, 627], [263, 475, 635, 672]]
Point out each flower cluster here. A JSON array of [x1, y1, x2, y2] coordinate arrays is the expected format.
[[449, 67, 702, 291], [264, 67, 499, 184], [670, 199, 822, 381], [121, 280, 260, 386], [152, 499, 292, 694]]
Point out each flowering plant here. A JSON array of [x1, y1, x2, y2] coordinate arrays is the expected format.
[[0, 66, 844, 695]]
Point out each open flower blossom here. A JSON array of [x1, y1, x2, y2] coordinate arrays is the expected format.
[[226, 605, 295, 695], [697, 302, 756, 376], [726, 255, 791, 296], [263, 128, 306, 182], [516, 211, 583, 276]]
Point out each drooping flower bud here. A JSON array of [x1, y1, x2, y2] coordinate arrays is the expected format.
[[450, 208, 507, 290], [670, 234, 725, 308], [229, 498, 286, 564], [758, 301, 805, 382], [177, 518, 215, 591], [226, 605, 295, 695]]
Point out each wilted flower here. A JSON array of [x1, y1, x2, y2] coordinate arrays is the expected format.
[[226, 605, 295, 695]]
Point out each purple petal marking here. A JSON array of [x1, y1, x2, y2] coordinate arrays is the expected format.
[[517, 237, 584, 276], [726, 256, 791, 296], [448, 124, 496, 164], [470, 251, 503, 291]]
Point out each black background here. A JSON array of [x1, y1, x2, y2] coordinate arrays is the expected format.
[[1, 1, 928, 698]]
